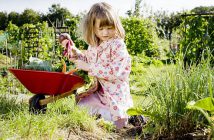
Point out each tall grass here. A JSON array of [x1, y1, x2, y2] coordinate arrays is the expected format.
[[130, 54, 214, 138], [147, 58, 213, 138]]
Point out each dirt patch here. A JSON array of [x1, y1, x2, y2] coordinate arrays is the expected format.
[[62, 125, 146, 140]]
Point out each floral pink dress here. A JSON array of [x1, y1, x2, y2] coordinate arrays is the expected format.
[[77, 38, 133, 122]]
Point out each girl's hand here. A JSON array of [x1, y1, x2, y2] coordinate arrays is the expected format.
[[74, 60, 90, 71], [61, 39, 79, 61], [61, 39, 70, 48], [75, 78, 99, 103]]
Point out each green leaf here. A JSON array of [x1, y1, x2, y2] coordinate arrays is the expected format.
[[127, 107, 144, 116], [187, 97, 214, 112]]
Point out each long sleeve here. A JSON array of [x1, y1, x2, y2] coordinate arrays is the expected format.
[[68, 47, 88, 62], [77, 50, 88, 62], [88, 40, 131, 82]]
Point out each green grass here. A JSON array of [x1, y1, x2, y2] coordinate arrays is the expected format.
[[129, 56, 214, 139], [0, 95, 106, 139], [130, 62, 174, 95]]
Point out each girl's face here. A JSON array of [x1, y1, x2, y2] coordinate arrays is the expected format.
[[94, 19, 116, 43]]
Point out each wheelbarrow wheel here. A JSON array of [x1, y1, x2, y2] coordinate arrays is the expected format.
[[29, 94, 47, 114]]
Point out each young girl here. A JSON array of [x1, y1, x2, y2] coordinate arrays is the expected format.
[[60, 2, 133, 129]]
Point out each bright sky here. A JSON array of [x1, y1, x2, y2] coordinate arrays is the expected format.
[[0, 0, 214, 17]]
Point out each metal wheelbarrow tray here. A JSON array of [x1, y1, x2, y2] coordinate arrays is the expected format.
[[9, 68, 84, 114]]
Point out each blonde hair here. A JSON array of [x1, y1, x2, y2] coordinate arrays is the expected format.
[[81, 2, 125, 46]]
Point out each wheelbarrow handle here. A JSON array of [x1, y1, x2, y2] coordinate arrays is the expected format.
[[39, 83, 83, 106]]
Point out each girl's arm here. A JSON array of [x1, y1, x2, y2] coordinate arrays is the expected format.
[[88, 40, 131, 82], [61, 39, 87, 62], [59, 33, 87, 62]]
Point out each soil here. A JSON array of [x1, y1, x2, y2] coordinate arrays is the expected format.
[[62, 125, 145, 140]]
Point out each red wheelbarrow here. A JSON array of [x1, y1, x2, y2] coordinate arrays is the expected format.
[[9, 68, 84, 114]]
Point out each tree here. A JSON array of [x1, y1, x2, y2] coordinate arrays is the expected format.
[[126, 0, 142, 17], [133, 0, 142, 17], [45, 4, 72, 27], [19, 9, 41, 26], [153, 11, 182, 40], [191, 6, 214, 14], [8, 12, 20, 25], [0, 12, 8, 30]]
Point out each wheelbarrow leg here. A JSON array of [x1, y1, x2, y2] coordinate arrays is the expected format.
[[29, 94, 47, 114]]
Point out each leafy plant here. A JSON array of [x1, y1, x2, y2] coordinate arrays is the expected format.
[[122, 17, 160, 57], [179, 14, 214, 64], [186, 73, 214, 138]]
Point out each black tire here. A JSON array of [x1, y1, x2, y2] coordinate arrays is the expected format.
[[29, 94, 47, 114]]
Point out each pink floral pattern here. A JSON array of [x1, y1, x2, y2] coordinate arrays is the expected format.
[[78, 38, 133, 121]]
